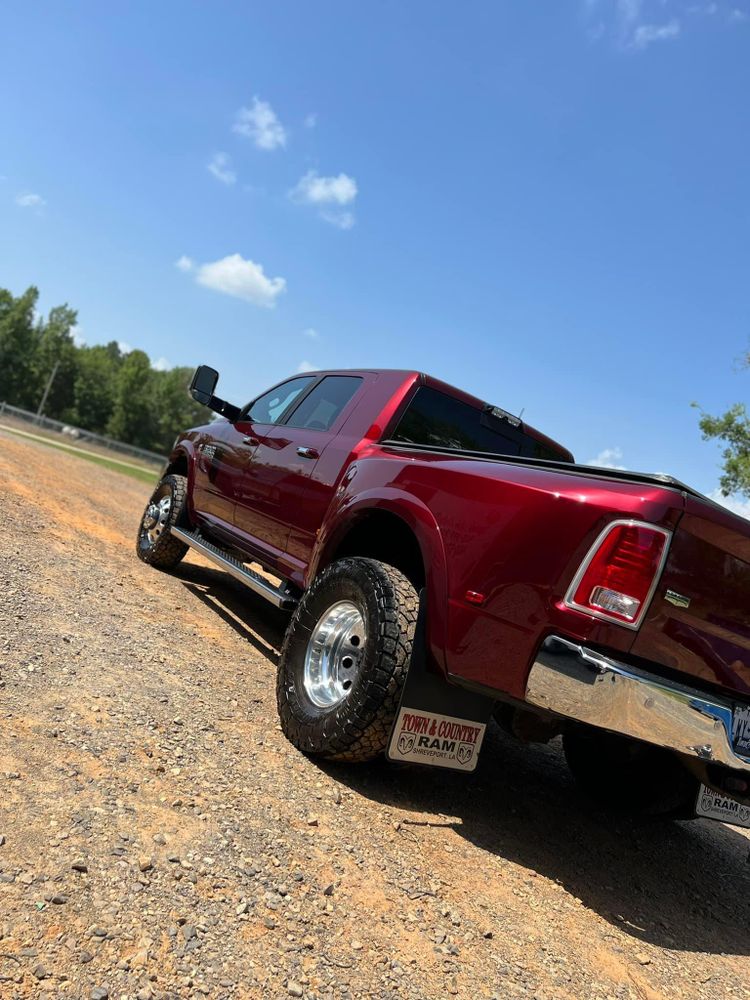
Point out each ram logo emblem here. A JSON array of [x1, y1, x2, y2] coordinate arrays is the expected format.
[[665, 590, 691, 609]]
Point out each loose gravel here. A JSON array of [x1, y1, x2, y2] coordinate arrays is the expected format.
[[1, 431, 749, 999]]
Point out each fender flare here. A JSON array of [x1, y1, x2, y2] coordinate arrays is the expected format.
[[311, 487, 450, 675], [164, 443, 198, 518]]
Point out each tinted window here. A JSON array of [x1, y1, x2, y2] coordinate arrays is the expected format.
[[247, 376, 315, 424], [286, 376, 363, 432], [391, 386, 565, 460]]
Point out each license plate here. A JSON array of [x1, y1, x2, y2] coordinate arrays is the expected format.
[[696, 784, 750, 828], [733, 704, 750, 757]]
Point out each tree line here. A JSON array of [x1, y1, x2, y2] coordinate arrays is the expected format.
[[1, 283, 747, 494], [0, 285, 206, 453], [695, 350, 750, 500]]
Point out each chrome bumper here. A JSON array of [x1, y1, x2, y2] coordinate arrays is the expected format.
[[525, 635, 750, 774]]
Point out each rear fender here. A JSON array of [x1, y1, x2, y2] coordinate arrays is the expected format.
[[312, 486, 450, 675]]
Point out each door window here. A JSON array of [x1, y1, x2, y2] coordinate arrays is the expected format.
[[285, 376, 363, 431], [246, 376, 315, 424]]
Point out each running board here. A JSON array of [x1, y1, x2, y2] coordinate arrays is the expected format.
[[171, 527, 298, 610]]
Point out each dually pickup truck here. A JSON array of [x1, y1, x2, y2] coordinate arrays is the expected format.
[[137, 366, 750, 826]]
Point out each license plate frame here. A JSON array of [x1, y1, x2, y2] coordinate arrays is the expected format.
[[732, 703, 750, 758], [695, 784, 750, 828]]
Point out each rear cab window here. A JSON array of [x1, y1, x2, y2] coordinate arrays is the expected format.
[[389, 386, 569, 461]]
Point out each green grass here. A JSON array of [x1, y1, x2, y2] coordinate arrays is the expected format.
[[0, 424, 160, 485]]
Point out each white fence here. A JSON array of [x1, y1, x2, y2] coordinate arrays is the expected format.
[[0, 401, 165, 467]]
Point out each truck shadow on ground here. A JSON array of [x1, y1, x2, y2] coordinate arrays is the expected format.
[[326, 734, 750, 957], [175, 566, 750, 957], [174, 563, 289, 665]]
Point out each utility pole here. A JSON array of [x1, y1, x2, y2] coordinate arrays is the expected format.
[[36, 360, 60, 421]]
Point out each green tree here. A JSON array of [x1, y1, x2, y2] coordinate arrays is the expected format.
[[0, 286, 42, 408], [107, 349, 157, 449], [152, 366, 206, 452], [72, 343, 121, 433], [696, 351, 750, 498], [0, 283, 202, 455], [32, 303, 79, 420]]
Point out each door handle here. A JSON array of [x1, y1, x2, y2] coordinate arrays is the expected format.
[[296, 446, 319, 460], [243, 435, 259, 446]]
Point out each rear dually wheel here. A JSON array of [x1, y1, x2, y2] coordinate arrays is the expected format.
[[277, 557, 419, 763]]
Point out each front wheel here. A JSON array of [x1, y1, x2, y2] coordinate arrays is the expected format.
[[277, 557, 419, 763], [135, 473, 189, 570]]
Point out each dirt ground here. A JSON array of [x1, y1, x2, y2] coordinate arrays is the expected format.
[[1, 431, 749, 1000]]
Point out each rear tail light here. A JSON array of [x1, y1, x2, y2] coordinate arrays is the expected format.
[[564, 520, 671, 629]]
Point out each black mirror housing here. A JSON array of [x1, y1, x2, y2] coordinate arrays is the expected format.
[[189, 365, 219, 405], [189, 365, 241, 422]]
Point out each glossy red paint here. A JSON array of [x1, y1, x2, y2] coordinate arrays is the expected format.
[[631, 494, 750, 697], [464, 590, 486, 605], [165, 367, 750, 705], [328, 445, 686, 697]]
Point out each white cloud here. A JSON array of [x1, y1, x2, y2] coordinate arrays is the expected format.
[[191, 253, 286, 308], [207, 152, 236, 185], [292, 170, 357, 206], [584, 2, 682, 49], [586, 447, 628, 469], [118, 341, 133, 354], [151, 357, 170, 372], [16, 192, 45, 209], [708, 489, 750, 520], [71, 325, 85, 347], [321, 210, 355, 230], [304, 112, 318, 129], [297, 360, 318, 373], [729, 7, 748, 21], [175, 255, 195, 272], [233, 97, 287, 151], [290, 170, 358, 228], [303, 327, 319, 340], [632, 18, 681, 47]]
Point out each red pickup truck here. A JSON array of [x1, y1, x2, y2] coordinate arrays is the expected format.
[[136, 366, 750, 826]]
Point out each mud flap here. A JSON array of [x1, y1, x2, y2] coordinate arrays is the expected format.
[[387, 592, 495, 772]]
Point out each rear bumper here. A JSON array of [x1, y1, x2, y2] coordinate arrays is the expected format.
[[525, 635, 750, 774]]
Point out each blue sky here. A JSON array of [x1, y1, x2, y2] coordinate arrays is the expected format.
[[2, 1, 749, 511]]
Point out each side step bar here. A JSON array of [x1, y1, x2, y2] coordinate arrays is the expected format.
[[171, 527, 299, 610]]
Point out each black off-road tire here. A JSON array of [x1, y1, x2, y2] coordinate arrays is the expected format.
[[135, 473, 190, 570], [277, 557, 419, 763], [563, 726, 698, 819]]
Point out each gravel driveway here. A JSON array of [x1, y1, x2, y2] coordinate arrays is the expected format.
[[1, 430, 749, 1000]]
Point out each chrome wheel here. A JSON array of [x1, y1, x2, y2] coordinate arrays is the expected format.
[[142, 495, 172, 545], [303, 601, 367, 709]]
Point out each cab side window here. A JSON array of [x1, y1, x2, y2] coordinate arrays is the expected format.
[[247, 376, 315, 424], [285, 376, 363, 431]]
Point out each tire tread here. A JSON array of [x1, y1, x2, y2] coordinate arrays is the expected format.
[[135, 473, 189, 570], [277, 557, 418, 763]]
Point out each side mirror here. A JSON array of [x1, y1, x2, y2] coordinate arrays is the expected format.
[[189, 365, 219, 405], [188, 365, 241, 422]]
